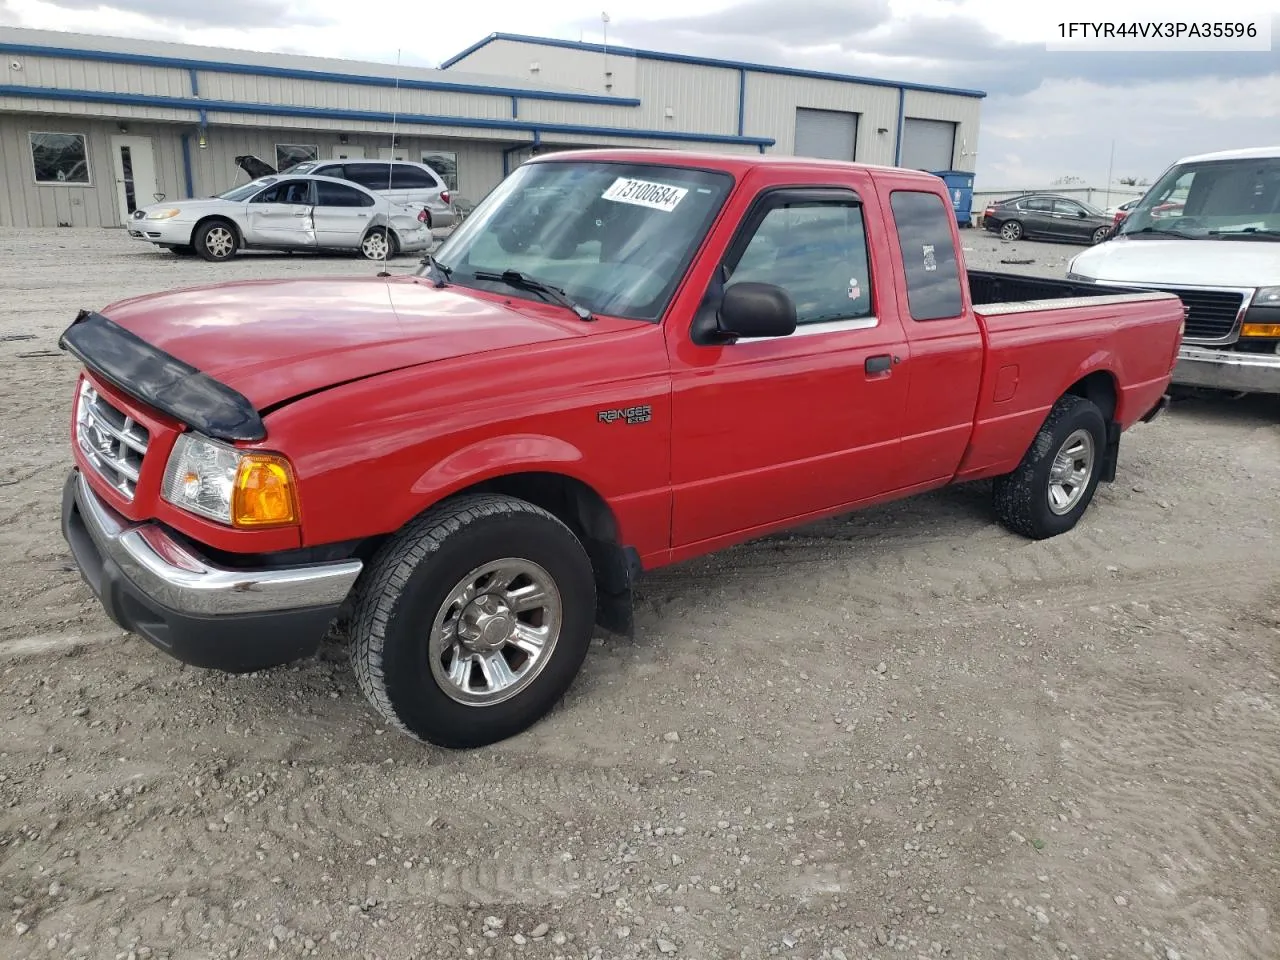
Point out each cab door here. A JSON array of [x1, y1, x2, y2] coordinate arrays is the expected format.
[[666, 176, 911, 553], [246, 178, 315, 248]]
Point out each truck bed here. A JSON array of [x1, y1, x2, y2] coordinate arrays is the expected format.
[[967, 269, 1138, 306], [953, 270, 1184, 485]]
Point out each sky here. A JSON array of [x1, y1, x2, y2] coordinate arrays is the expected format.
[[2, 0, 1277, 188]]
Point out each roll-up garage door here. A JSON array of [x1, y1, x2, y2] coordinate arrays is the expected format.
[[899, 118, 957, 171], [793, 108, 858, 161]]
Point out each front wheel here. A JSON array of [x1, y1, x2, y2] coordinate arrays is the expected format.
[[992, 394, 1107, 540], [193, 220, 238, 261], [999, 220, 1023, 241], [349, 494, 597, 748]]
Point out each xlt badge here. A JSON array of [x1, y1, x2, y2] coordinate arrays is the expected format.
[[598, 404, 652, 425]]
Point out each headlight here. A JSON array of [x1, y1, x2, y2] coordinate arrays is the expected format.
[[1254, 286, 1280, 306], [145, 208, 181, 220], [161, 433, 298, 528]]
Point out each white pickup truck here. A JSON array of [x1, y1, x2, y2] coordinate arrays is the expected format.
[[1067, 146, 1280, 396]]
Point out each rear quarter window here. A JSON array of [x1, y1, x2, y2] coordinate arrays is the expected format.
[[889, 190, 965, 321]]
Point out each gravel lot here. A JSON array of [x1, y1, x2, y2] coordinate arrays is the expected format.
[[2, 226, 1278, 960]]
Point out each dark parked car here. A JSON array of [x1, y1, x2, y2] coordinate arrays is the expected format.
[[981, 194, 1114, 245]]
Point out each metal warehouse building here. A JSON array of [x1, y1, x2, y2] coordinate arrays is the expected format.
[[0, 27, 984, 229]]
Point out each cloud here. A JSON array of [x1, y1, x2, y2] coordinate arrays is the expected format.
[[621, 0, 891, 47], [18, 0, 330, 28], [606, 8, 1280, 98]]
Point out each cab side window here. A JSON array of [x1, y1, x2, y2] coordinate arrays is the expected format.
[[725, 200, 873, 325], [889, 190, 964, 321]]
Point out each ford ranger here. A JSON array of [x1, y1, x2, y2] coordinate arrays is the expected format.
[[59, 150, 1184, 749]]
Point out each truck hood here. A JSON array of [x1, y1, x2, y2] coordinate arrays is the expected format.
[[99, 276, 588, 411], [1071, 237, 1280, 288]]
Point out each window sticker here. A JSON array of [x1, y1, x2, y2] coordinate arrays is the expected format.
[[848, 277, 862, 300], [601, 176, 688, 212], [922, 243, 937, 272]]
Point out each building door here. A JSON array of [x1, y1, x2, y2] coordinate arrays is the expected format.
[[109, 135, 159, 224], [331, 144, 366, 160], [899, 118, 956, 171], [793, 108, 858, 161]]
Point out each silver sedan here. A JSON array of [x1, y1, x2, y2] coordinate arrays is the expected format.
[[126, 174, 433, 262]]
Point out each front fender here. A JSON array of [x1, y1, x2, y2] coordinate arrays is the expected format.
[[402, 433, 596, 524]]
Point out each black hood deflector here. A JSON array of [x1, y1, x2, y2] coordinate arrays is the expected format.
[[59, 310, 267, 443]]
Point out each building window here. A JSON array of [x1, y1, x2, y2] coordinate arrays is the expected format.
[[423, 151, 458, 191], [275, 143, 319, 172], [30, 132, 90, 184]]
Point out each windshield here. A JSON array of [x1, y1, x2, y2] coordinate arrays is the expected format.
[[1117, 156, 1280, 239], [426, 160, 735, 321], [287, 161, 318, 174], [216, 177, 275, 201]]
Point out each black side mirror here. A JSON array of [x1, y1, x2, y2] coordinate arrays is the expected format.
[[717, 282, 797, 339], [1078, 210, 1088, 217]]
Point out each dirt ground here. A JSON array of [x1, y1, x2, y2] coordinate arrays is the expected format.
[[1, 226, 1278, 960]]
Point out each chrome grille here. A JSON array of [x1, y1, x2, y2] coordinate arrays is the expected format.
[[75, 380, 150, 501], [1154, 287, 1246, 341]]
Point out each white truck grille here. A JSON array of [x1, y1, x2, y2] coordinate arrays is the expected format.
[[75, 379, 150, 501]]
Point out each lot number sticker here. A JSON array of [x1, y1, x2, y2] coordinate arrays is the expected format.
[[602, 177, 688, 212]]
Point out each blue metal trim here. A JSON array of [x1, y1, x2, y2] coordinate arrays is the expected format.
[[894, 88, 905, 166], [198, 107, 207, 127], [180, 133, 194, 197], [736, 69, 746, 137], [188, 67, 199, 96], [511, 96, 518, 118], [0, 85, 777, 147], [0, 41, 643, 107], [441, 32, 988, 99]]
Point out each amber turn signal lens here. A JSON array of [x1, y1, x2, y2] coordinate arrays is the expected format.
[[231, 454, 298, 528], [1240, 322, 1280, 338]]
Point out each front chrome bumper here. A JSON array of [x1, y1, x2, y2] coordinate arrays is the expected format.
[[62, 469, 362, 671], [1173, 344, 1280, 396]]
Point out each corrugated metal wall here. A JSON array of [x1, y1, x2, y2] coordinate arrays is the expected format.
[[901, 90, 981, 172], [446, 39, 636, 99], [742, 73, 899, 163], [0, 114, 184, 228]]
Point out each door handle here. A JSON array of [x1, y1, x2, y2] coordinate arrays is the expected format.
[[292, 211, 308, 217], [865, 354, 894, 375]]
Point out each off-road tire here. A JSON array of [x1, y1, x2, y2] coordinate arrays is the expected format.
[[349, 494, 597, 749], [992, 394, 1107, 540], [193, 219, 238, 262]]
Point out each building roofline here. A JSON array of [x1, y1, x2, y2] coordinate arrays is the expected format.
[[440, 32, 988, 99], [0, 84, 776, 148], [0, 35, 642, 108]]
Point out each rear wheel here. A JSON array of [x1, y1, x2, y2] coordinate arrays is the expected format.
[[1090, 225, 1111, 244], [360, 228, 398, 261], [999, 220, 1023, 241], [349, 494, 597, 748], [992, 394, 1107, 540], [193, 220, 237, 261]]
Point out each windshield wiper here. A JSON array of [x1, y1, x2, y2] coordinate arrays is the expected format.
[[418, 254, 453, 288], [1123, 226, 1204, 240], [471, 270, 595, 321], [1208, 228, 1280, 241]]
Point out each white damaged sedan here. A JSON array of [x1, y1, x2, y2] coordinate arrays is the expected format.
[[127, 173, 433, 262]]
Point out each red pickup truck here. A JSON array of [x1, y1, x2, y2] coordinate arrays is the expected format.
[[59, 150, 1183, 748]]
